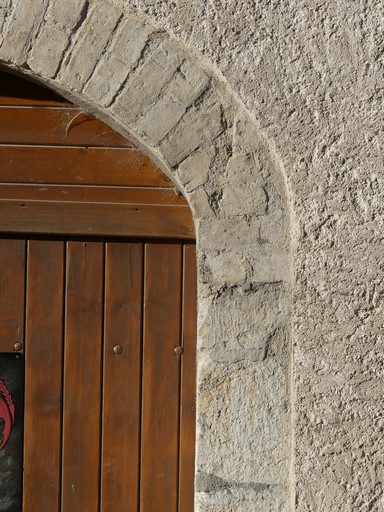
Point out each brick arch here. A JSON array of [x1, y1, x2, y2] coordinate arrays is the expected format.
[[0, 2, 292, 510]]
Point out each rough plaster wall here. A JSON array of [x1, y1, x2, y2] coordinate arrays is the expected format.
[[104, 1, 384, 511], [0, 2, 292, 511]]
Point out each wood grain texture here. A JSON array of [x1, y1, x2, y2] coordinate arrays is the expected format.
[[61, 241, 103, 512], [0, 69, 197, 512], [0, 108, 129, 147], [0, 146, 172, 187], [0, 201, 194, 239], [0, 238, 25, 352], [179, 244, 197, 512], [102, 242, 143, 512], [141, 242, 182, 512], [23, 240, 64, 512], [0, 184, 186, 206]]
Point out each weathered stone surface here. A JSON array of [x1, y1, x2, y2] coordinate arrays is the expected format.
[[196, 359, 289, 510], [28, 24, 69, 76], [202, 248, 289, 286], [45, 0, 88, 29], [58, 1, 122, 91], [0, 0, 48, 62], [201, 250, 248, 286], [84, 17, 152, 105], [176, 146, 214, 191], [27, 0, 88, 76], [249, 252, 290, 283], [136, 60, 209, 144], [112, 40, 184, 124], [221, 153, 269, 217], [0, 0, 12, 35], [161, 102, 224, 166], [196, 486, 287, 512], [187, 188, 214, 219], [197, 217, 283, 253], [199, 282, 287, 362]]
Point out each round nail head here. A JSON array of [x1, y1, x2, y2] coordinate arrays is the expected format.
[[13, 342, 22, 352]]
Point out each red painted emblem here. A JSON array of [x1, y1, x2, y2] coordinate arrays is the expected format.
[[0, 380, 15, 450]]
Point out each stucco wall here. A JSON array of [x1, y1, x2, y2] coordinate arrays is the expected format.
[[0, 1, 383, 511]]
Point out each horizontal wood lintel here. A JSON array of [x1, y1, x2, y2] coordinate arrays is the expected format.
[[0, 201, 195, 239], [0, 184, 187, 206]]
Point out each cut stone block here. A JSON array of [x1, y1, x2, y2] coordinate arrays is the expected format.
[[136, 61, 209, 144], [0, 0, 49, 62], [161, 102, 224, 166], [112, 40, 184, 124], [59, 1, 121, 91], [84, 18, 152, 105]]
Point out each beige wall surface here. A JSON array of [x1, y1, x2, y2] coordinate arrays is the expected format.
[[0, 1, 383, 510]]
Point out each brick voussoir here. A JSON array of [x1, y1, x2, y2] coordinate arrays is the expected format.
[[111, 39, 184, 124], [160, 102, 224, 167], [83, 18, 152, 106], [0, 0, 49, 63], [58, 1, 122, 92], [135, 60, 210, 145]]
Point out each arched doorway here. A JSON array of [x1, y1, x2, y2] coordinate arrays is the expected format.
[[0, 71, 196, 512]]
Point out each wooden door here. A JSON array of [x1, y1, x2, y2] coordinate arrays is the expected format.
[[0, 72, 196, 512]]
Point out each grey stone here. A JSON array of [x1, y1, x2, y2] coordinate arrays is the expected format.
[[45, 0, 88, 29], [199, 282, 287, 361], [136, 60, 209, 144], [161, 102, 224, 166], [196, 360, 288, 494], [220, 153, 268, 217], [0, 0, 12, 35], [28, 23, 69, 76], [0, 0, 49, 62], [59, 1, 122, 91], [187, 188, 214, 219], [84, 17, 152, 105], [176, 146, 214, 191], [112, 40, 184, 123], [201, 250, 248, 286], [27, 0, 89, 76], [196, 471, 272, 494], [248, 252, 290, 283], [197, 217, 263, 252]]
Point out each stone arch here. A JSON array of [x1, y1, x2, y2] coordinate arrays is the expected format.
[[0, 2, 292, 510]]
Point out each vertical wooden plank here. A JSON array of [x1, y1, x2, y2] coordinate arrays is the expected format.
[[101, 242, 143, 512], [62, 241, 103, 512], [0, 238, 25, 352], [178, 244, 197, 512], [23, 239, 64, 512], [141, 242, 182, 512]]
